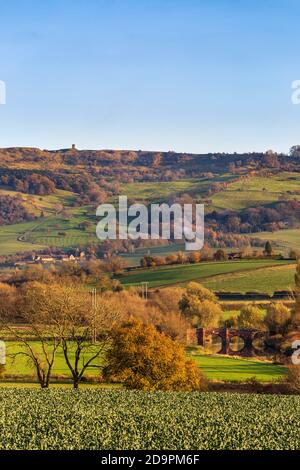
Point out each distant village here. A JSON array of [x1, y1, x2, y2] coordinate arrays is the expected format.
[[14, 251, 86, 267]]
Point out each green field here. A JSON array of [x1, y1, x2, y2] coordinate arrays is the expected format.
[[4, 341, 102, 378], [202, 263, 296, 294], [118, 259, 295, 289], [25, 208, 98, 248], [0, 189, 100, 254], [0, 187, 76, 216], [191, 354, 286, 382], [0, 221, 48, 255], [250, 228, 300, 255], [210, 172, 300, 212], [120, 174, 235, 202], [0, 389, 299, 449], [3, 341, 285, 383]]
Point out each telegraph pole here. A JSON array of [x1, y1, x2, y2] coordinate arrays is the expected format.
[[91, 287, 97, 344], [141, 282, 149, 300]]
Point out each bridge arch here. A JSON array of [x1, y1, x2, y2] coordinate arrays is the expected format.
[[194, 328, 266, 357]]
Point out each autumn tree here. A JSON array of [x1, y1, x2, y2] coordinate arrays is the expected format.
[[179, 282, 222, 327], [140, 255, 156, 268], [200, 244, 214, 261], [291, 261, 300, 329], [289, 249, 300, 260], [180, 282, 218, 305], [188, 252, 201, 264], [0, 282, 17, 320], [150, 287, 185, 315], [264, 302, 291, 334], [213, 249, 228, 261], [103, 255, 127, 274], [103, 318, 206, 391], [238, 305, 265, 330]]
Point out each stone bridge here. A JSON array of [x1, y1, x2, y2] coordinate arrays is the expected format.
[[188, 327, 265, 357]]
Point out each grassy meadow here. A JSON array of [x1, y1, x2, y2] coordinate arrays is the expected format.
[[190, 354, 286, 382], [119, 174, 235, 202], [202, 263, 296, 294], [249, 228, 300, 255], [118, 259, 295, 289], [3, 341, 102, 378], [2, 339, 286, 383], [210, 172, 300, 212], [0, 187, 99, 254]]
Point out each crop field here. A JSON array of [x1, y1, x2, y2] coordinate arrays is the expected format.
[[0, 389, 299, 449], [210, 172, 300, 212], [118, 259, 294, 288]]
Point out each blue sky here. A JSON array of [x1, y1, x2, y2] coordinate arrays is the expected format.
[[0, 0, 300, 153]]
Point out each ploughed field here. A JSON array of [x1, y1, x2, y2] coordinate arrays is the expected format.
[[0, 389, 299, 450]]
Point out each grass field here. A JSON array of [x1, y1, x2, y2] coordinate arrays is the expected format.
[[1, 389, 299, 449], [118, 259, 295, 289], [0, 220, 48, 255], [4, 341, 102, 378], [0, 187, 76, 216], [2, 341, 285, 383], [120, 174, 235, 202], [25, 208, 98, 248], [202, 263, 296, 294], [250, 228, 300, 255], [190, 354, 286, 382], [0, 190, 100, 254], [210, 172, 300, 212]]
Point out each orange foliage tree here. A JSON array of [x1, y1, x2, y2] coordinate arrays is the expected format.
[[103, 318, 206, 391]]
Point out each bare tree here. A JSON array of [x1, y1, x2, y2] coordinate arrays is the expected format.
[[0, 282, 60, 388], [58, 292, 123, 388], [1, 281, 123, 389]]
